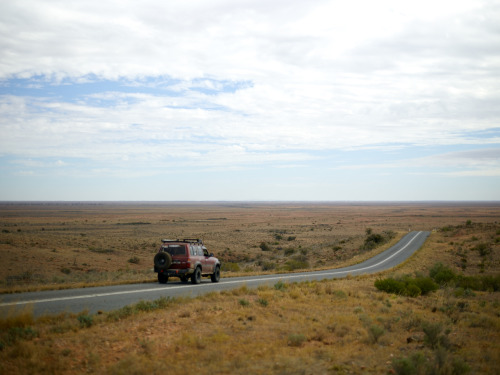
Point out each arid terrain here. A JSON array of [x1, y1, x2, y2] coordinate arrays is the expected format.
[[1, 202, 498, 291], [0, 202, 499, 374]]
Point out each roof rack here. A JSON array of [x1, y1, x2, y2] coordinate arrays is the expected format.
[[161, 238, 203, 244]]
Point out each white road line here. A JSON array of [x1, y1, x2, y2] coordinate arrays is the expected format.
[[0, 231, 424, 308]]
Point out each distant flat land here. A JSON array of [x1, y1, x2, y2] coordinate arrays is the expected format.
[[1, 201, 499, 291], [1, 202, 499, 374]]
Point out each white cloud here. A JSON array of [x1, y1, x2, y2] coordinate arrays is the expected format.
[[0, 0, 499, 199], [331, 148, 500, 178]]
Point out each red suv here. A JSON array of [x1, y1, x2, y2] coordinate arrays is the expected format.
[[153, 238, 221, 284]]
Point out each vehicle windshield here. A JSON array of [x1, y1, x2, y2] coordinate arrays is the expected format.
[[161, 244, 186, 256]]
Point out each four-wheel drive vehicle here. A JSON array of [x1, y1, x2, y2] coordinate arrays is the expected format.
[[153, 238, 221, 284]]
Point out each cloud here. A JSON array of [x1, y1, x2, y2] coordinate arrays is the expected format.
[[0, 0, 499, 200], [332, 148, 500, 178]]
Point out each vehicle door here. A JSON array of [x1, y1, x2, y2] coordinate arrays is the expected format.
[[202, 247, 215, 273]]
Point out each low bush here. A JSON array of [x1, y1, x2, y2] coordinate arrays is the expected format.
[[284, 247, 296, 256], [429, 263, 457, 285], [375, 276, 437, 297], [475, 243, 491, 257], [457, 274, 500, 292], [392, 352, 427, 375], [412, 277, 439, 295], [363, 233, 385, 250], [128, 256, 140, 264], [221, 262, 240, 272], [259, 242, 271, 251], [274, 280, 287, 291], [283, 257, 309, 271], [106, 297, 175, 322], [1, 326, 38, 347], [374, 278, 406, 295], [260, 261, 276, 271], [77, 314, 93, 328], [287, 333, 306, 347], [367, 324, 385, 344], [422, 321, 452, 350], [362, 230, 395, 250], [257, 298, 268, 307]]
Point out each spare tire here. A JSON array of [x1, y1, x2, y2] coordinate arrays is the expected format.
[[154, 252, 172, 269]]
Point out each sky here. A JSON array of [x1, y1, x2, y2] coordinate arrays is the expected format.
[[0, 0, 499, 201]]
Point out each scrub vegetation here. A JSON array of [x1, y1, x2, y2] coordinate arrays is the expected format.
[[0, 203, 499, 374]]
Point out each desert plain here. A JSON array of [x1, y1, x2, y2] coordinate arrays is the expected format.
[[0, 202, 499, 374]]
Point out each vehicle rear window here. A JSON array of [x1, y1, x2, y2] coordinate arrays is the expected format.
[[161, 244, 186, 255]]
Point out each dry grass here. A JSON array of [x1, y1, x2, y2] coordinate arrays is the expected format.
[[1, 202, 499, 292], [0, 202, 499, 374]]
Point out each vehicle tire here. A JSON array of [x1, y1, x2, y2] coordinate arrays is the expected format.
[[154, 252, 172, 270], [191, 267, 202, 284], [158, 273, 168, 284], [210, 265, 220, 283]]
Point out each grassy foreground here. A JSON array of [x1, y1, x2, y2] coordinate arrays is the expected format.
[[0, 222, 499, 374]]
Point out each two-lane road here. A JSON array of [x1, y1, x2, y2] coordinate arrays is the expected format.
[[1, 231, 430, 317]]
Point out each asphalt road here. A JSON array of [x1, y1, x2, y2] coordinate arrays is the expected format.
[[0, 231, 430, 317]]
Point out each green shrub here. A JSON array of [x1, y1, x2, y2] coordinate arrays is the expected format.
[[77, 314, 93, 328], [392, 352, 426, 375], [412, 277, 439, 295], [287, 333, 306, 347], [480, 275, 500, 291], [375, 278, 406, 295], [2, 326, 38, 346], [284, 247, 296, 256], [457, 275, 500, 291], [107, 305, 133, 322], [284, 258, 309, 271], [128, 256, 140, 264], [135, 300, 156, 312], [375, 275, 438, 297], [422, 322, 443, 349], [392, 357, 415, 375], [404, 284, 421, 297], [260, 261, 276, 271], [475, 243, 491, 257], [429, 263, 457, 285], [274, 280, 287, 291], [451, 357, 471, 374], [367, 324, 385, 344], [259, 242, 271, 251], [257, 298, 268, 307], [363, 233, 385, 250]]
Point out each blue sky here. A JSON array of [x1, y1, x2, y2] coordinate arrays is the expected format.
[[0, 0, 499, 201]]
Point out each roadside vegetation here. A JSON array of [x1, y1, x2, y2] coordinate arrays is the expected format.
[[0, 217, 498, 374]]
